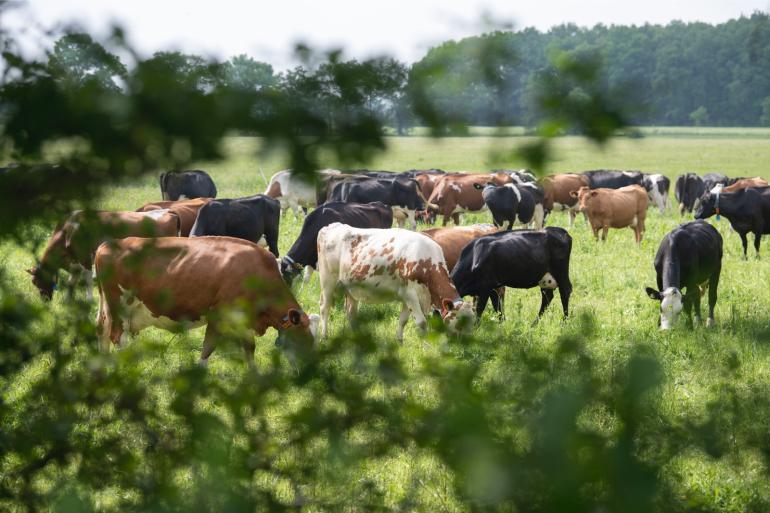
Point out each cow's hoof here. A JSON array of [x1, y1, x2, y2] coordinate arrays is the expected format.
[[705, 318, 714, 328]]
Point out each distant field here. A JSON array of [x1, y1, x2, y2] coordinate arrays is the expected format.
[[4, 129, 770, 511]]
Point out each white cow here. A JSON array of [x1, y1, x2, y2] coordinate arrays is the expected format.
[[264, 169, 322, 219], [316, 223, 474, 341]]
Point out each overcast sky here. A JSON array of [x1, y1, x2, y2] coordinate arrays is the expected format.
[[5, 0, 770, 68]]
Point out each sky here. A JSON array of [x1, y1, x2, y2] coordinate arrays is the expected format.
[[4, 0, 770, 68]]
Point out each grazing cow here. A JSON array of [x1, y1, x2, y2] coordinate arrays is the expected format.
[[95, 236, 318, 363], [264, 169, 317, 219], [280, 201, 393, 284], [329, 177, 424, 229], [316, 223, 474, 341], [642, 174, 671, 214], [645, 221, 722, 329], [583, 170, 644, 189], [159, 170, 217, 200], [695, 186, 770, 258], [541, 173, 590, 227], [317, 173, 370, 204], [450, 227, 573, 322], [720, 177, 769, 193], [27, 210, 180, 301], [573, 185, 648, 243], [497, 168, 537, 184], [426, 173, 513, 226], [703, 172, 729, 191], [406, 170, 446, 203], [421, 224, 499, 271], [480, 183, 544, 230], [674, 173, 705, 214], [189, 195, 281, 257], [137, 197, 212, 236]]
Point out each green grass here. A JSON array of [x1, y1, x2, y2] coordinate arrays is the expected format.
[[4, 129, 770, 510]]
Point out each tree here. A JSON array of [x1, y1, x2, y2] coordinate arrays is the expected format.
[[222, 54, 277, 91], [761, 96, 770, 126], [47, 33, 126, 91], [690, 105, 710, 126]]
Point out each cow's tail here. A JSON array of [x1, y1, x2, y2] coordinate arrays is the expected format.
[[159, 172, 167, 200]]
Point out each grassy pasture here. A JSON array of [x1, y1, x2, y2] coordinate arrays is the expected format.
[[4, 130, 770, 510]]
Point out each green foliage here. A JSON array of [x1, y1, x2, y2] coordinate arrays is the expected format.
[[690, 106, 710, 126], [760, 96, 770, 126]]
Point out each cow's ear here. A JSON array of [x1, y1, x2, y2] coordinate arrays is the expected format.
[[569, 190, 578, 198], [645, 287, 662, 301], [590, 190, 598, 197], [442, 298, 455, 312], [288, 308, 303, 325]]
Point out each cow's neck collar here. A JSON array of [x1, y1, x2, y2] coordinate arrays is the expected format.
[[279, 309, 305, 329], [715, 188, 722, 218], [282, 254, 303, 271]]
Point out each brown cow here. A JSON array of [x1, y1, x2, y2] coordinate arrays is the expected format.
[[95, 236, 318, 364], [722, 177, 769, 193], [426, 173, 513, 226], [28, 210, 180, 301], [137, 197, 212, 236], [573, 185, 648, 243], [542, 173, 590, 227]]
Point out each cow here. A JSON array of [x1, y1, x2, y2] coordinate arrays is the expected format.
[[720, 177, 769, 193], [264, 169, 317, 219], [159, 170, 217, 201], [425, 173, 513, 226], [695, 186, 770, 258], [497, 168, 537, 184], [317, 173, 371, 204], [27, 210, 180, 301], [94, 236, 318, 364], [405, 170, 446, 203], [480, 183, 544, 230], [703, 172, 730, 191], [572, 185, 648, 243], [674, 173, 705, 215], [189, 195, 281, 257], [541, 173, 590, 227], [137, 197, 212, 237], [450, 227, 573, 322], [645, 221, 722, 329], [280, 201, 393, 284], [316, 223, 474, 341], [642, 174, 671, 214], [329, 177, 425, 229], [583, 170, 644, 189]]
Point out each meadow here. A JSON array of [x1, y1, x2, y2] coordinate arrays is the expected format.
[[3, 129, 770, 511]]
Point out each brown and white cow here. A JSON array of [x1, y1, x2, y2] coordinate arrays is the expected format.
[[264, 169, 324, 219], [95, 236, 318, 364], [28, 210, 181, 301], [572, 185, 649, 243], [541, 173, 590, 227], [137, 197, 212, 236], [425, 173, 513, 226], [316, 223, 474, 341]]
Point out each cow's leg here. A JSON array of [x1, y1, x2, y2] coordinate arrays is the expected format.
[[490, 288, 504, 321], [407, 210, 416, 230], [691, 289, 703, 325], [533, 204, 545, 229], [707, 269, 720, 327], [754, 232, 762, 258], [319, 281, 334, 339], [199, 320, 220, 366], [601, 225, 609, 242], [396, 303, 410, 343], [344, 293, 359, 328], [452, 213, 461, 225], [264, 219, 280, 259], [568, 209, 576, 228], [475, 292, 490, 319], [441, 215, 449, 227], [403, 288, 428, 335], [536, 289, 555, 322], [739, 232, 749, 260], [302, 265, 314, 285], [683, 295, 694, 329], [97, 273, 124, 351]]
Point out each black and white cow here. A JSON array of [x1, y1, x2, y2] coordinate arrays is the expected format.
[[496, 168, 537, 184], [189, 194, 281, 257], [674, 173, 706, 215], [450, 227, 573, 321], [159, 170, 217, 201], [645, 221, 722, 329], [642, 174, 671, 214], [280, 201, 393, 284], [479, 183, 544, 230], [703, 172, 730, 191], [330, 177, 425, 229], [695, 186, 770, 258], [583, 170, 644, 189]]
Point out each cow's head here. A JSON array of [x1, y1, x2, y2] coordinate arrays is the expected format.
[[440, 298, 474, 334], [27, 266, 56, 301], [645, 286, 683, 330], [274, 308, 318, 349], [424, 203, 440, 225], [280, 256, 304, 284], [693, 191, 717, 219], [570, 186, 594, 211]]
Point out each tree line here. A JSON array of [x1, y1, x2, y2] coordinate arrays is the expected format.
[[41, 13, 770, 134]]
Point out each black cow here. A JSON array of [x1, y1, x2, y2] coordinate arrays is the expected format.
[[280, 201, 393, 283], [695, 186, 770, 258], [450, 227, 572, 322], [330, 177, 424, 229], [645, 221, 722, 329], [583, 170, 644, 189], [189, 195, 280, 257], [159, 170, 217, 201], [674, 173, 706, 215], [703, 172, 730, 191], [403, 168, 446, 178]]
